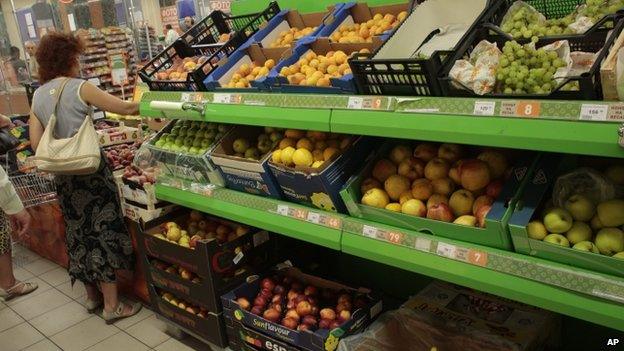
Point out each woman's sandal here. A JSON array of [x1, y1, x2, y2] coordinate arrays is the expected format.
[[0, 280, 38, 301], [102, 301, 142, 325], [86, 297, 104, 314]]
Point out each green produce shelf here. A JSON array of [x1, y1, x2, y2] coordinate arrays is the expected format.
[[155, 184, 344, 250]]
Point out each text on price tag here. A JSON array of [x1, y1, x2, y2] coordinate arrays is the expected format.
[[580, 104, 608, 121], [436, 242, 457, 259], [213, 93, 242, 104], [347, 97, 382, 110], [362, 225, 378, 238], [473, 101, 496, 116], [515, 101, 541, 117]]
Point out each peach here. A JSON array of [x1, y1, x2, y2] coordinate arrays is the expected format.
[[411, 179, 433, 200]]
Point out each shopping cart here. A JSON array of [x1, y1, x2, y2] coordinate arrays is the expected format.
[[4, 151, 56, 208]]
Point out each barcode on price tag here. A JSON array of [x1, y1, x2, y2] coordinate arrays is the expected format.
[[473, 101, 496, 116], [347, 97, 364, 109], [362, 225, 378, 238], [306, 212, 320, 224], [415, 237, 432, 252], [276, 205, 289, 216], [436, 242, 457, 259], [580, 104, 608, 121]]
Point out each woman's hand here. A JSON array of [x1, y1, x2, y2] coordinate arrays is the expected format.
[[0, 114, 14, 129], [9, 209, 31, 242]]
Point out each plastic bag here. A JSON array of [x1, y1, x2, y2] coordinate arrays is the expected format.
[[552, 168, 618, 207], [449, 40, 501, 95], [415, 23, 472, 59]]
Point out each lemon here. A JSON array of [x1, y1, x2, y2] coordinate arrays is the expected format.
[[293, 148, 314, 167], [281, 146, 296, 166], [272, 149, 282, 164]]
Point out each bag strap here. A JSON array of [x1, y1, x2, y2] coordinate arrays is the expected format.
[[53, 78, 72, 116]]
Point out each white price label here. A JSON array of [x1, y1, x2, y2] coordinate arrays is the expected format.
[[580, 104, 608, 121], [362, 225, 378, 238], [473, 101, 496, 116], [415, 237, 432, 252], [233, 251, 244, 264], [276, 205, 289, 216], [181, 93, 191, 102], [347, 97, 364, 109], [306, 212, 320, 224], [436, 242, 457, 259], [212, 93, 231, 104]]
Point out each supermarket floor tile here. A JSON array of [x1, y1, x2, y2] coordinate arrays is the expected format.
[[11, 287, 72, 320], [38, 266, 71, 287], [56, 280, 87, 300], [0, 322, 45, 351], [22, 339, 63, 351], [50, 315, 119, 351], [125, 314, 171, 348], [21, 257, 61, 276], [4, 277, 54, 307], [85, 331, 150, 351], [0, 307, 24, 333], [29, 301, 91, 336]]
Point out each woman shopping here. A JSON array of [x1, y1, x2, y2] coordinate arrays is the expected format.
[[28, 32, 141, 323]]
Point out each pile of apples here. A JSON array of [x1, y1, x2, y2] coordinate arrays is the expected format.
[[271, 129, 352, 169], [104, 142, 140, 170], [153, 120, 229, 155], [161, 291, 208, 319], [155, 56, 210, 81], [152, 210, 252, 249], [329, 12, 408, 44], [527, 165, 624, 259], [231, 127, 283, 160], [225, 60, 276, 88], [234, 275, 369, 331], [278, 50, 367, 87], [122, 165, 156, 185], [360, 143, 511, 227], [268, 27, 318, 48], [152, 259, 201, 284]]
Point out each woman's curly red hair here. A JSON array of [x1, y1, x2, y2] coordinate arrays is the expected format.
[[36, 32, 84, 83]]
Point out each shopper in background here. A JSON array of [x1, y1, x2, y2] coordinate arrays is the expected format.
[[0, 114, 35, 301], [164, 24, 179, 46], [8, 46, 28, 82], [28, 32, 141, 323], [24, 41, 39, 81], [181, 16, 195, 32]]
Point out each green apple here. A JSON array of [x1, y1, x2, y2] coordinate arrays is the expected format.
[[233, 138, 250, 154], [605, 165, 624, 185], [189, 146, 200, 154], [543, 208, 573, 233], [590, 214, 604, 231], [453, 215, 477, 227], [597, 199, 624, 227], [564, 194, 595, 222], [595, 228, 624, 256], [180, 145, 190, 153], [204, 130, 216, 139], [527, 220, 548, 240], [565, 221, 593, 245], [174, 137, 184, 146], [543, 233, 570, 247], [155, 139, 166, 148], [218, 125, 229, 133], [613, 252, 624, 259], [245, 147, 260, 160], [186, 129, 196, 137], [572, 241, 600, 253]]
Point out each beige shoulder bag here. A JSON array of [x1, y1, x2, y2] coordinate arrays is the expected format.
[[34, 78, 101, 175]]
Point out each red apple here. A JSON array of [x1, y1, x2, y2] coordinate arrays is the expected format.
[[296, 301, 313, 317], [411, 178, 433, 200], [338, 310, 351, 322], [475, 204, 492, 228], [271, 303, 283, 313], [427, 203, 454, 222], [319, 318, 332, 329], [413, 143, 438, 162], [337, 294, 352, 305], [397, 157, 425, 180], [263, 308, 280, 322], [438, 143, 463, 163], [271, 294, 283, 304], [302, 315, 318, 327], [486, 179, 503, 199], [424, 158, 450, 180], [253, 296, 267, 307], [236, 297, 251, 311], [477, 150, 508, 179], [273, 284, 286, 295], [304, 285, 318, 296], [297, 323, 310, 331], [320, 308, 336, 320], [285, 309, 300, 321], [260, 288, 273, 299], [287, 290, 299, 301], [336, 301, 352, 313], [261, 278, 276, 292], [282, 317, 299, 329], [251, 305, 264, 315], [472, 195, 494, 215], [372, 158, 397, 182], [459, 159, 491, 192]]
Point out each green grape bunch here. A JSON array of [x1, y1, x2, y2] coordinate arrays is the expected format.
[[495, 40, 567, 94], [500, 0, 624, 39]]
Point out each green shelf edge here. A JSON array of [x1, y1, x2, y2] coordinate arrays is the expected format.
[[202, 104, 331, 131], [330, 110, 623, 158], [341, 232, 624, 332], [155, 185, 342, 250]]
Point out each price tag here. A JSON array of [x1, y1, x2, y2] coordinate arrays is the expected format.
[[515, 101, 541, 118], [415, 237, 432, 252], [233, 251, 244, 264], [325, 216, 342, 229], [348, 97, 383, 110], [386, 231, 403, 244], [347, 97, 364, 109], [292, 208, 307, 220], [580, 104, 608, 121], [212, 93, 231, 104], [436, 242, 457, 259], [467, 250, 488, 267], [276, 205, 289, 216], [362, 225, 378, 239], [306, 212, 320, 224], [473, 101, 496, 116]]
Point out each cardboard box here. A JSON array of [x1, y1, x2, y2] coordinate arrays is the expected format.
[[509, 153, 624, 278], [253, 8, 336, 49], [226, 315, 311, 351], [97, 123, 141, 147], [269, 136, 376, 213], [600, 27, 624, 100], [203, 42, 290, 91], [210, 126, 283, 199], [317, 2, 409, 41], [339, 142, 537, 250], [221, 265, 382, 351], [401, 281, 559, 351], [121, 178, 160, 209], [137, 209, 276, 312], [122, 200, 178, 223], [266, 37, 383, 94], [149, 284, 228, 348]]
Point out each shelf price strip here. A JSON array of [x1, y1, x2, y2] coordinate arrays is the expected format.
[[275, 204, 342, 230], [212, 93, 242, 104]]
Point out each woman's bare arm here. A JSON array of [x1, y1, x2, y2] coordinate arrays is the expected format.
[[80, 82, 139, 116], [29, 111, 44, 152]]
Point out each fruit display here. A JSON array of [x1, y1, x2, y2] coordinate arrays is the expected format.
[[152, 259, 202, 284], [231, 274, 370, 332], [500, 0, 624, 39], [228, 127, 283, 160], [225, 59, 276, 88], [270, 129, 352, 169], [329, 12, 408, 43], [155, 56, 211, 81], [269, 27, 318, 47], [122, 165, 156, 185], [278, 50, 367, 87], [152, 119, 229, 155], [160, 290, 209, 319], [526, 165, 624, 259], [359, 142, 513, 227], [151, 210, 252, 249], [103, 142, 140, 170]]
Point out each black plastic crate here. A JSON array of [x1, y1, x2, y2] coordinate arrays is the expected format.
[[439, 18, 624, 100], [139, 2, 280, 91], [486, 0, 624, 40], [348, 0, 493, 96]]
